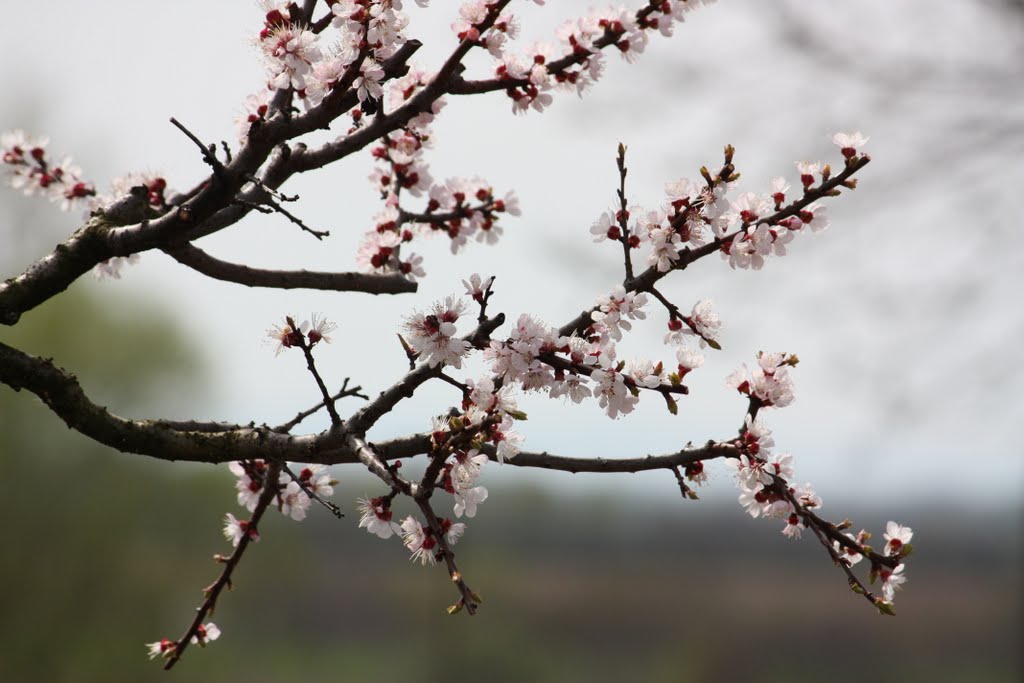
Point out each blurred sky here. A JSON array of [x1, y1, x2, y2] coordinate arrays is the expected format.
[[2, 0, 1022, 508]]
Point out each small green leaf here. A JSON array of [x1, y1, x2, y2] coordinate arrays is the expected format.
[[875, 601, 897, 617], [705, 338, 722, 350], [665, 396, 678, 416]]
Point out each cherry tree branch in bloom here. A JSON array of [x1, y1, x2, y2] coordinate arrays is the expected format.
[[449, 0, 703, 97], [284, 314, 343, 425], [162, 459, 284, 670], [615, 143, 637, 279], [0, 0, 912, 667], [560, 148, 871, 340], [415, 495, 480, 615], [283, 462, 344, 518], [0, 36, 429, 325]]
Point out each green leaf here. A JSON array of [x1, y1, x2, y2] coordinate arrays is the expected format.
[[665, 396, 678, 416], [875, 601, 897, 616]]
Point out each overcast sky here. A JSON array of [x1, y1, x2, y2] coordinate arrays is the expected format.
[[2, 0, 1021, 508]]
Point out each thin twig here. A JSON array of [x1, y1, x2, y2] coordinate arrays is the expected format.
[[671, 466, 696, 500], [615, 143, 635, 280], [415, 497, 479, 615], [163, 460, 283, 670], [266, 195, 329, 239], [169, 117, 227, 180], [289, 316, 342, 426], [283, 463, 343, 518], [275, 378, 368, 433]]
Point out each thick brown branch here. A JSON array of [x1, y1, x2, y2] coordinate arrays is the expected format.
[[1, 335, 742, 474], [488, 441, 737, 473], [163, 243, 417, 294]]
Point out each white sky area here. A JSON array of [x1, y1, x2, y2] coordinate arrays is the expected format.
[[1, 1, 1021, 508]]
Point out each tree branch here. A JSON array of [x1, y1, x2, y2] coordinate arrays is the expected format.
[[163, 243, 417, 294], [163, 460, 283, 670]]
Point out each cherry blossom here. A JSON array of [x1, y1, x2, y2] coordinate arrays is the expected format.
[[401, 516, 438, 565], [278, 481, 312, 521], [229, 460, 268, 512], [832, 131, 869, 159], [592, 285, 648, 341], [591, 361, 639, 419], [727, 352, 798, 408], [0, 0, 909, 660], [403, 296, 472, 368], [462, 273, 493, 302], [190, 623, 221, 646], [685, 460, 708, 486], [880, 563, 908, 602], [883, 521, 913, 556], [357, 497, 402, 539], [795, 160, 823, 189], [223, 513, 260, 547], [93, 255, 141, 280], [833, 530, 870, 567], [781, 514, 805, 540], [492, 415, 524, 462], [259, 23, 321, 92], [146, 639, 176, 661], [453, 483, 488, 518], [686, 299, 721, 346]]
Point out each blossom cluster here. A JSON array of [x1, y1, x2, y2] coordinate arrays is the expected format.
[[719, 360, 912, 606], [490, 1, 715, 114], [1, 130, 94, 211], [401, 516, 466, 565], [590, 133, 869, 274], [227, 459, 336, 525], [146, 623, 220, 662], [266, 313, 337, 355], [726, 351, 798, 408], [356, 110, 521, 279]]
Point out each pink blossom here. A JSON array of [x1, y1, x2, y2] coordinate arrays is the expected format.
[[357, 497, 402, 539], [223, 513, 259, 547], [403, 296, 472, 368], [190, 622, 221, 646], [832, 131, 869, 159], [883, 521, 913, 556], [880, 564, 907, 602]]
